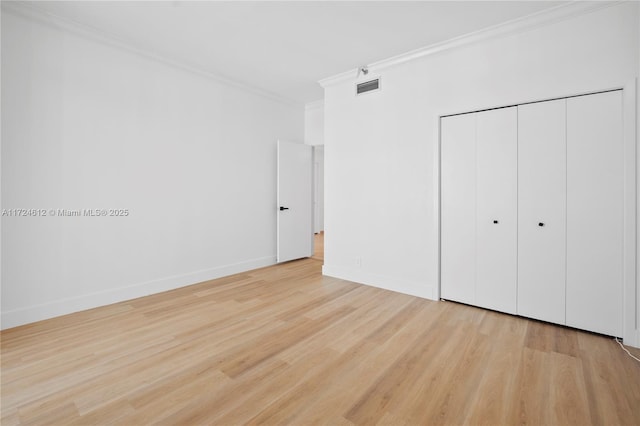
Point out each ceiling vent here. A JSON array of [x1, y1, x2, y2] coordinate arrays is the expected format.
[[356, 78, 380, 95]]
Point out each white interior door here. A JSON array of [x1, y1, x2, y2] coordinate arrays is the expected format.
[[566, 91, 624, 337], [517, 99, 566, 325], [277, 140, 313, 263], [441, 113, 477, 305], [475, 107, 518, 315]]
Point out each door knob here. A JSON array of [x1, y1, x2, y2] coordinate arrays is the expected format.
[[538, 222, 544, 227], [279, 206, 289, 211], [493, 220, 499, 224]]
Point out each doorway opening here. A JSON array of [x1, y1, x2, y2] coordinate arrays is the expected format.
[[312, 231, 324, 261], [313, 146, 324, 262]]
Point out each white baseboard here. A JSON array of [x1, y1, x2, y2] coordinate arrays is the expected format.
[[621, 329, 640, 349], [322, 264, 436, 301], [1, 256, 276, 330]]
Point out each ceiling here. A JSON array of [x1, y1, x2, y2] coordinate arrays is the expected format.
[[26, 1, 569, 105]]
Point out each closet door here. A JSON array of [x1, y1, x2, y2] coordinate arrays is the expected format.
[[441, 113, 476, 305], [517, 99, 566, 325], [566, 91, 623, 337], [475, 107, 517, 314]]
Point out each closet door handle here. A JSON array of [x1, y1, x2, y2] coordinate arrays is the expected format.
[[538, 222, 545, 227], [493, 220, 499, 224]]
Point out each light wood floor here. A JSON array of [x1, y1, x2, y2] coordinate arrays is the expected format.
[[2, 247, 639, 425]]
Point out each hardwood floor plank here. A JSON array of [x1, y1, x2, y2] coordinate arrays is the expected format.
[[115, 370, 230, 425], [515, 347, 554, 425], [554, 325, 581, 357], [65, 399, 136, 426], [577, 332, 639, 425], [0, 408, 20, 426], [285, 300, 442, 425], [274, 284, 359, 322], [2, 236, 639, 425], [413, 322, 493, 425], [278, 289, 412, 364], [461, 318, 525, 425], [19, 402, 79, 426], [549, 352, 591, 425], [344, 302, 450, 425], [181, 349, 337, 425], [218, 305, 356, 378]]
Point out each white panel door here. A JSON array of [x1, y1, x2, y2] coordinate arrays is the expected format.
[[475, 107, 517, 314], [277, 140, 313, 263], [566, 91, 624, 337], [441, 113, 476, 305], [517, 99, 567, 325]]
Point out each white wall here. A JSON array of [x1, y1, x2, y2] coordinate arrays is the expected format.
[[1, 10, 303, 328], [306, 101, 324, 233], [0, 5, 4, 321], [637, 3, 640, 342], [304, 100, 324, 147], [322, 3, 638, 320]]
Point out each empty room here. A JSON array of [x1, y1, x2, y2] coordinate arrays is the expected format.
[[2, 1, 640, 424]]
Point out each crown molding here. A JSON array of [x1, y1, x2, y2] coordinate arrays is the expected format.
[[1, 1, 303, 109], [319, 1, 623, 88]]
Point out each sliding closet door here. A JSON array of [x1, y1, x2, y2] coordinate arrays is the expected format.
[[517, 99, 566, 325], [566, 91, 623, 337], [441, 113, 476, 305], [475, 107, 517, 314]]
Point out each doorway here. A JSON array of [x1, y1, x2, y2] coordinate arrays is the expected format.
[[313, 145, 324, 262], [312, 232, 324, 261]]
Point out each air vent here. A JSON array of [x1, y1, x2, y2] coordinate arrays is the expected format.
[[356, 79, 380, 95]]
